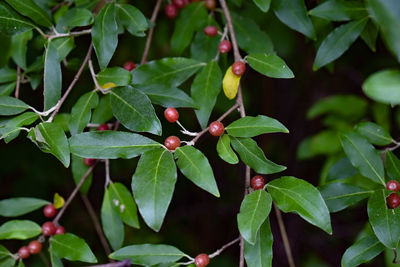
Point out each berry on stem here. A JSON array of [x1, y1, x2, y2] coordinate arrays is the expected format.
[[97, 124, 109, 131], [208, 121, 225, 136], [387, 193, 400, 209], [165, 4, 178, 19], [55, 225, 66, 235], [232, 62, 246, 76], [251, 175, 265, 190], [204, 26, 218, 37], [123, 61, 135, 71], [205, 0, 216, 10], [43, 204, 57, 218], [218, 40, 232, 53], [173, 0, 186, 8], [42, 221, 56, 236], [386, 180, 400, 192], [194, 253, 210, 267], [18, 246, 30, 259], [28, 240, 42, 255], [164, 136, 181, 151], [164, 107, 179, 123], [83, 158, 96, 167]]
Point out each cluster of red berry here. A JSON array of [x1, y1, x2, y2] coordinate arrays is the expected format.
[[163, 107, 225, 151], [17, 204, 65, 260], [386, 180, 400, 209], [83, 123, 110, 167], [165, 0, 216, 19]]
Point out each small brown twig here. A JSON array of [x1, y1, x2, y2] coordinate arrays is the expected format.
[[140, 0, 163, 64], [15, 66, 21, 99], [209, 237, 241, 258], [47, 29, 92, 40], [274, 203, 295, 267]]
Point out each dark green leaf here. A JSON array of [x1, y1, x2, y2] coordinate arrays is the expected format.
[[0, 83, 16, 96], [51, 233, 97, 263], [56, 8, 93, 33], [191, 61, 222, 129], [226, 115, 289, 137], [267, 176, 332, 234], [5, 0, 52, 27], [44, 40, 62, 110], [0, 220, 41, 240], [247, 53, 294, 79], [110, 86, 161, 135], [0, 2, 34, 35], [341, 234, 385, 267], [97, 67, 132, 86], [309, 0, 367, 21], [244, 219, 273, 267], [297, 130, 341, 159], [386, 151, 400, 180], [327, 158, 359, 182], [109, 182, 140, 229], [0, 198, 49, 217], [52, 37, 75, 62], [69, 131, 161, 159], [92, 3, 118, 69], [190, 27, 220, 62], [313, 19, 367, 70], [230, 136, 286, 174], [0, 96, 29, 115], [0, 67, 16, 83], [10, 30, 32, 69], [132, 149, 176, 231], [253, 0, 271, 12], [117, 4, 148, 37], [355, 121, 393, 146], [362, 69, 400, 105], [0, 256, 15, 267], [109, 244, 186, 265], [175, 146, 220, 197], [237, 190, 272, 244], [68, 91, 99, 135], [340, 132, 385, 185], [360, 20, 379, 52], [91, 94, 113, 124], [49, 245, 64, 267], [0, 112, 38, 142], [139, 85, 197, 108], [216, 134, 239, 164], [101, 187, 124, 250], [71, 155, 93, 195]]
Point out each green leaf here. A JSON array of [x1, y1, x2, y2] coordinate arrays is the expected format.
[[340, 132, 385, 185], [0, 256, 15, 267], [368, 190, 400, 248], [69, 131, 161, 159], [386, 151, 400, 180], [52, 37, 75, 62], [360, 20, 379, 52], [131, 57, 204, 87], [171, 3, 208, 55], [362, 69, 400, 105], [0, 96, 29, 115], [313, 19, 367, 70], [71, 155, 93, 195], [191, 61, 222, 129], [56, 8, 94, 33], [253, 0, 271, 12], [226, 115, 289, 137], [109, 244, 186, 266], [139, 85, 197, 108], [341, 234, 385, 267], [30, 122, 70, 167], [175, 146, 220, 197], [0, 220, 41, 240], [117, 4, 148, 37], [91, 94, 113, 124], [68, 91, 99, 135], [109, 182, 140, 229], [5, 0, 52, 27], [0, 198, 49, 217], [97, 67, 132, 87], [231, 12, 273, 54], [272, 0, 316, 39], [0, 112, 38, 142], [0, 67, 16, 83], [297, 130, 341, 159], [110, 86, 161, 135], [244, 218, 273, 267], [101, 187, 124, 250], [216, 134, 239, 164], [267, 176, 332, 234], [10, 30, 32, 68], [237, 190, 272, 244], [0, 83, 16, 96], [320, 183, 373, 212], [230, 136, 286, 174], [51, 233, 97, 263], [44, 40, 62, 110], [132, 149, 176, 232], [0, 2, 34, 35], [49, 245, 64, 267], [309, 0, 367, 21], [190, 26, 220, 62], [246, 53, 294, 79], [366, 0, 400, 62], [355, 121, 393, 146], [92, 3, 118, 69]]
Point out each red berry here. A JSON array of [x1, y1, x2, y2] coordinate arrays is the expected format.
[[251, 175, 265, 190], [232, 62, 246, 76], [204, 26, 218, 37], [28, 240, 42, 255], [195, 253, 210, 267], [83, 158, 96, 167], [164, 107, 179, 123], [123, 61, 135, 71], [42, 222, 56, 236], [164, 136, 181, 151], [55, 226, 66, 235], [97, 124, 109, 131], [165, 4, 178, 18], [208, 121, 224, 137], [18, 246, 30, 259], [387, 193, 400, 209], [173, 0, 185, 8], [386, 180, 400, 192], [183, 0, 190, 5], [218, 40, 232, 53], [43, 204, 57, 218], [205, 0, 216, 10]]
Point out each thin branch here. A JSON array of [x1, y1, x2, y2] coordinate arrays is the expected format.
[[47, 29, 92, 40], [48, 43, 93, 122], [88, 59, 108, 94], [218, 0, 241, 61], [209, 237, 241, 258], [140, 0, 163, 64], [104, 159, 111, 188], [274, 203, 296, 267], [81, 194, 112, 256], [15, 67, 21, 99], [87, 259, 131, 267]]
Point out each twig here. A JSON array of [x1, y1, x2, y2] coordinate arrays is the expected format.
[[47, 29, 92, 40], [87, 259, 131, 267], [274, 203, 295, 267], [209, 237, 241, 258], [48, 43, 93, 122], [393, 248, 398, 263], [88, 59, 108, 94], [140, 0, 163, 64], [81, 194, 112, 256], [15, 67, 21, 99], [177, 121, 198, 136], [218, 0, 241, 61], [104, 159, 111, 188]]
